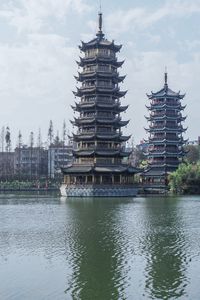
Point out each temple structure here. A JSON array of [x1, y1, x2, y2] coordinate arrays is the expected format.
[[60, 12, 139, 197], [142, 72, 187, 191]]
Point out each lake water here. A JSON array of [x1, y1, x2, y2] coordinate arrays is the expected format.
[[0, 194, 200, 300]]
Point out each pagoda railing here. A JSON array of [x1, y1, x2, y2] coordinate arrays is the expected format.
[[77, 130, 119, 134], [148, 148, 179, 153], [81, 83, 115, 89], [78, 115, 118, 120], [149, 125, 183, 129], [81, 98, 115, 104], [82, 68, 118, 74], [148, 160, 179, 164], [85, 52, 115, 59], [77, 146, 123, 151], [151, 101, 181, 106], [150, 112, 181, 117], [149, 135, 180, 142]]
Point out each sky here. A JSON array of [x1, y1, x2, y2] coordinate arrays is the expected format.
[[0, 0, 200, 147]]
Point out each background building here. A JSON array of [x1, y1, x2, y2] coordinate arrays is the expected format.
[[0, 152, 15, 180], [48, 143, 73, 179], [14, 146, 48, 180]]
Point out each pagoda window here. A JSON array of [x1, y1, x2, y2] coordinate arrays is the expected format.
[[83, 80, 95, 87], [98, 96, 112, 102], [98, 80, 112, 87], [80, 158, 93, 164], [83, 112, 95, 117], [96, 158, 113, 164], [97, 126, 112, 132], [83, 96, 96, 102], [85, 49, 98, 58], [83, 65, 96, 72], [98, 48, 115, 58], [98, 112, 113, 117], [98, 64, 110, 72]]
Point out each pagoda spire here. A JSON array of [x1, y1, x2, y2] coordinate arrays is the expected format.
[[164, 67, 168, 91], [96, 4, 104, 39]]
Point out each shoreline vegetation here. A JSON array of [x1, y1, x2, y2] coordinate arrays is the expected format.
[[0, 180, 60, 192]]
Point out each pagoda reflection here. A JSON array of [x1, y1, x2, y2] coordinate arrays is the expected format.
[[142, 197, 189, 299]]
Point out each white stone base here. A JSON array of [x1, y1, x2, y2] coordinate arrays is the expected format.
[[60, 184, 138, 197]]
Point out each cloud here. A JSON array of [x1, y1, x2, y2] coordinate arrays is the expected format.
[[106, 0, 200, 35], [0, 0, 92, 33]]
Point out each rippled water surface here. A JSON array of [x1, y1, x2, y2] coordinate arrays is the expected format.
[[0, 194, 200, 299]]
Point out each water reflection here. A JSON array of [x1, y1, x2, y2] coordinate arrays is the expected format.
[[142, 197, 189, 299], [63, 197, 134, 300]]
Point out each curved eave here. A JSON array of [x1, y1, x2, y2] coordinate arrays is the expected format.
[[146, 127, 186, 133], [147, 151, 185, 157], [72, 117, 124, 126], [147, 88, 185, 99], [76, 72, 126, 83], [72, 133, 95, 141], [146, 104, 186, 110], [146, 115, 187, 121], [148, 139, 187, 145], [149, 161, 180, 168], [73, 87, 127, 97], [77, 57, 124, 67], [79, 40, 122, 52], [73, 103, 128, 112], [72, 133, 129, 141]]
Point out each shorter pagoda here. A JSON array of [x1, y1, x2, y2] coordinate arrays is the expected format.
[[142, 72, 187, 192], [60, 12, 140, 197]]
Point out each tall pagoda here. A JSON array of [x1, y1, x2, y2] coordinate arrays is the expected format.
[[60, 12, 139, 197], [142, 72, 187, 191]]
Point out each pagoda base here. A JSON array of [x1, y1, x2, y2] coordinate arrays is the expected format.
[[60, 184, 138, 197]]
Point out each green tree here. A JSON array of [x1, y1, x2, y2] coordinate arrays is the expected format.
[[169, 162, 200, 194], [184, 144, 199, 163]]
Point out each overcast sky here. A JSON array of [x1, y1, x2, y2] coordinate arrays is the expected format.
[[0, 0, 200, 147]]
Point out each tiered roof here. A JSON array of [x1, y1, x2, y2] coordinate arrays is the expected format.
[[143, 72, 187, 184], [63, 12, 139, 177]]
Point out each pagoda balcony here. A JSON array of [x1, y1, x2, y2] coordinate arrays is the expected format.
[[147, 150, 183, 157], [146, 103, 185, 110], [78, 56, 124, 68], [151, 112, 181, 117], [146, 113, 184, 121], [81, 82, 115, 89], [147, 125, 185, 131], [82, 68, 118, 75], [84, 52, 116, 59], [148, 137, 184, 143], [78, 145, 123, 151], [151, 100, 181, 105], [81, 96, 116, 103], [148, 160, 180, 165]]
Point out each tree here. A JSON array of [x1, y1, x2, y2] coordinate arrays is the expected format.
[[5, 127, 11, 179], [5, 126, 11, 152], [48, 120, 54, 179], [17, 131, 22, 180], [54, 131, 60, 146], [30, 131, 34, 180], [169, 162, 200, 194], [48, 120, 54, 146], [185, 144, 199, 164], [62, 120, 67, 146], [1, 126, 5, 152], [37, 128, 42, 148]]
